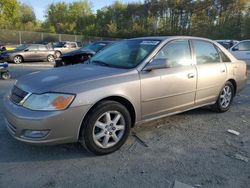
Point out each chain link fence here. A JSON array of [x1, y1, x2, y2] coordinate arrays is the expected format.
[[0, 29, 118, 46]]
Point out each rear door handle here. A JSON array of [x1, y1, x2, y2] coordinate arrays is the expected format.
[[188, 73, 195, 78]]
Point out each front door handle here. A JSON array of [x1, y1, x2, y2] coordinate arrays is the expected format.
[[188, 73, 195, 78]]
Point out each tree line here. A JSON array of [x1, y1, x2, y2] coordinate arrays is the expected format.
[[0, 0, 249, 39]]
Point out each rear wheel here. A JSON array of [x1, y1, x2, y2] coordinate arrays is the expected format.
[[1, 72, 10, 80], [212, 81, 234, 113], [47, 55, 55, 62], [80, 100, 131, 155], [13, 55, 22, 64]]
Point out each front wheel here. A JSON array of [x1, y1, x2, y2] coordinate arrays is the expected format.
[[212, 81, 234, 113], [13, 55, 22, 64], [1, 72, 11, 80], [80, 100, 131, 155]]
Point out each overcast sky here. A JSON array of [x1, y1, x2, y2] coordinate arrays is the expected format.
[[19, 0, 141, 21]]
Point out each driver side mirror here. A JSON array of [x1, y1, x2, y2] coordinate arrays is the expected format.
[[143, 59, 171, 71], [24, 49, 29, 52]]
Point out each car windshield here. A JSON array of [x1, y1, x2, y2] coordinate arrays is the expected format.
[[80, 42, 108, 52], [90, 39, 161, 69], [16, 44, 29, 50]]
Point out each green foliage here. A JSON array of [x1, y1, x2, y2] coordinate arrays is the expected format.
[[0, 0, 20, 29], [0, 0, 249, 39]]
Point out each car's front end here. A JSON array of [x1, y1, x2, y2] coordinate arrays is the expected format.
[[3, 63, 139, 145], [0, 51, 14, 62], [3, 85, 89, 144]]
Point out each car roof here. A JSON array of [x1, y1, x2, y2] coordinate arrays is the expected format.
[[129, 36, 216, 42]]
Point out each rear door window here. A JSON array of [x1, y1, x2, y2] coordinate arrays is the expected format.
[[39, 45, 48, 51], [27, 45, 38, 51], [192, 40, 220, 64]]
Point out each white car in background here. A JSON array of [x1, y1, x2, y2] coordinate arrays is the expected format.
[[230, 40, 250, 66], [216, 40, 239, 49]]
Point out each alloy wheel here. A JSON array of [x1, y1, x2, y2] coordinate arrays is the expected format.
[[219, 85, 232, 108], [92, 111, 125, 148], [47, 55, 55, 62], [14, 56, 22, 64]]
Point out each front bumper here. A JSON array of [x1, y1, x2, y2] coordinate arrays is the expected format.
[[0, 55, 12, 62], [3, 95, 91, 145]]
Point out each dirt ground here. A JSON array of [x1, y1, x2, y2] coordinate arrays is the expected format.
[[0, 64, 249, 188]]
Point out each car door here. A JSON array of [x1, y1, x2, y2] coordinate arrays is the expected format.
[[22, 45, 39, 61], [140, 39, 197, 120], [191, 40, 227, 105], [230, 41, 250, 66], [38, 45, 49, 60]]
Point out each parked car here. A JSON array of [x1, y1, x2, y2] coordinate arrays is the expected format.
[[230, 40, 250, 66], [76, 41, 84, 47], [55, 41, 114, 67], [0, 44, 56, 64], [0, 61, 10, 80], [53, 41, 80, 58], [216, 40, 239, 49], [3, 36, 247, 155]]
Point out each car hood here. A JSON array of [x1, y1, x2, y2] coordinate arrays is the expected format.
[[16, 64, 131, 93], [61, 49, 95, 57]]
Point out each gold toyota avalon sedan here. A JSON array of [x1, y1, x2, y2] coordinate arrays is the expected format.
[[3, 36, 248, 155]]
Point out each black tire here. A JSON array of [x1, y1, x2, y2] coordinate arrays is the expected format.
[[47, 54, 55, 62], [13, 55, 23, 64], [80, 100, 131, 155], [211, 81, 234, 113], [1, 72, 11, 80]]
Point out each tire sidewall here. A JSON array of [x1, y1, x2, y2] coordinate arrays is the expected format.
[[81, 101, 131, 155]]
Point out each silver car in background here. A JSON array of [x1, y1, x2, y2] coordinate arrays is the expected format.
[[3, 36, 248, 155]]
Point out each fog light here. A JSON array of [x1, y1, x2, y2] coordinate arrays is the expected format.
[[22, 130, 49, 139]]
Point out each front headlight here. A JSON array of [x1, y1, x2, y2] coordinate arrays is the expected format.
[[23, 93, 75, 111]]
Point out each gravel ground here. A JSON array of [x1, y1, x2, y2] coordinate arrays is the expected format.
[[0, 64, 249, 188]]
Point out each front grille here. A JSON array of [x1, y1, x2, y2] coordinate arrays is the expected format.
[[10, 86, 29, 104]]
